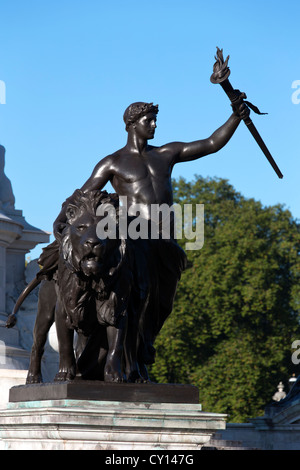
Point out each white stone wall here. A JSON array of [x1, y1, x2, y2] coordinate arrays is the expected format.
[[0, 244, 6, 312], [0, 145, 52, 398]]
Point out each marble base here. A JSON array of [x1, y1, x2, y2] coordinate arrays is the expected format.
[[0, 369, 27, 408], [0, 398, 227, 450]]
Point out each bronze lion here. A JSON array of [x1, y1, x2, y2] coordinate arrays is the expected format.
[[7, 190, 146, 384]]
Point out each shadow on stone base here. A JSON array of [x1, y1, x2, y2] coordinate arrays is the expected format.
[[9, 380, 199, 404]]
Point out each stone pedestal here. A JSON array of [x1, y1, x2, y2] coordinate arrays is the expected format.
[[0, 382, 227, 450], [8, 381, 200, 404]]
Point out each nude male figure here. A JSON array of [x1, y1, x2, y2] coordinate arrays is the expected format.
[[52, 99, 249, 373], [59, 100, 248, 224]]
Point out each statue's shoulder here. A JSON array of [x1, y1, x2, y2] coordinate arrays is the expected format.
[[95, 149, 122, 169], [107, 149, 124, 167], [149, 142, 182, 160]]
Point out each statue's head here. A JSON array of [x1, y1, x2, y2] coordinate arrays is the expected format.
[[123, 102, 159, 132]]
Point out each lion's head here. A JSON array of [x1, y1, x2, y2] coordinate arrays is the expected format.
[[60, 189, 123, 278], [57, 189, 133, 334]]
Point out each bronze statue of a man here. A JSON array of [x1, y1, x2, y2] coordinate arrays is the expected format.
[[51, 99, 249, 380]]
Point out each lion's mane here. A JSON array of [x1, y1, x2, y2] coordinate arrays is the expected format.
[[56, 189, 131, 334]]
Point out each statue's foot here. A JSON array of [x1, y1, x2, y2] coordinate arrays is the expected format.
[[126, 370, 146, 384], [104, 374, 125, 383], [104, 367, 126, 383], [54, 367, 75, 382], [26, 372, 42, 384], [138, 363, 151, 383], [104, 354, 125, 383]]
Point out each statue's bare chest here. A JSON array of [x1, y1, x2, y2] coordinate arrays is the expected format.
[[112, 152, 170, 185]]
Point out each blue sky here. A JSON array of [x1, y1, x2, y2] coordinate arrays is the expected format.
[[0, 0, 299, 259]]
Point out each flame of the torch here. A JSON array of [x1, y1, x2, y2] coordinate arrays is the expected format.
[[210, 47, 231, 84]]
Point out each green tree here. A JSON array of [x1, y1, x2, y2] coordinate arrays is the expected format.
[[149, 176, 300, 422]]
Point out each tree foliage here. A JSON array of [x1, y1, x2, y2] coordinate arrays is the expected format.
[[149, 176, 300, 422]]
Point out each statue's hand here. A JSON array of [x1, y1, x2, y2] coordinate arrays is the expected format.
[[231, 90, 250, 120]]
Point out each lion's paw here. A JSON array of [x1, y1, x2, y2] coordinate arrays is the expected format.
[[26, 372, 43, 384], [104, 369, 125, 383], [54, 368, 75, 382]]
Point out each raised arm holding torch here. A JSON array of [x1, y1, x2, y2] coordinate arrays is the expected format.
[[211, 47, 283, 179]]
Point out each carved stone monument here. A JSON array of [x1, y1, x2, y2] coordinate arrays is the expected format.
[[0, 144, 50, 405]]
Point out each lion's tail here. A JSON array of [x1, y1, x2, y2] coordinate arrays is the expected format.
[[6, 277, 41, 328]]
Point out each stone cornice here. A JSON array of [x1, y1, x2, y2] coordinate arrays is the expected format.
[[0, 212, 23, 245]]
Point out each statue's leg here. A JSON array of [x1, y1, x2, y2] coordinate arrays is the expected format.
[[104, 315, 127, 383], [54, 297, 76, 381], [124, 306, 145, 383], [74, 331, 88, 361], [26, 280, 56, 384], [128, 237, 161, 382]]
